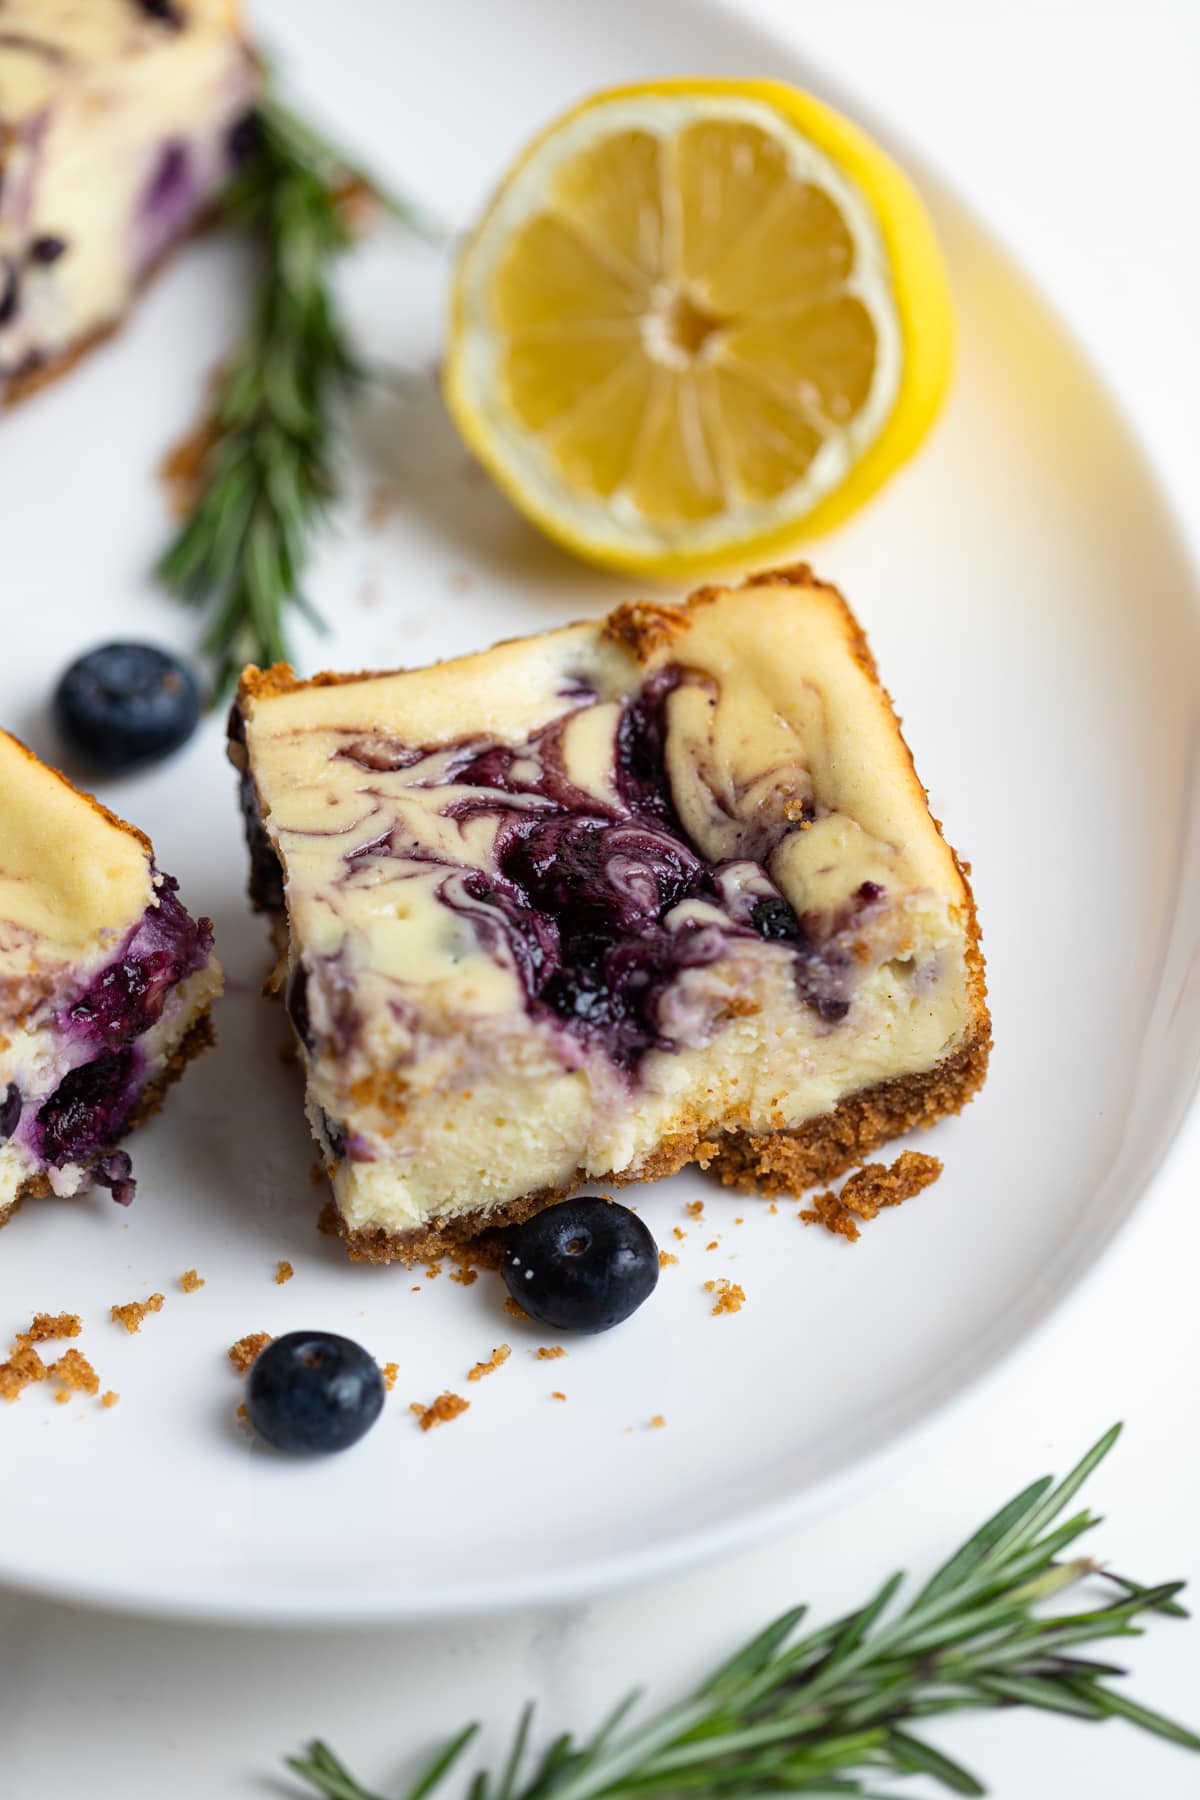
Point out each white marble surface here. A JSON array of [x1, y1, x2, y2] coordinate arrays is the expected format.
[[3, 1, 1199, 1794]]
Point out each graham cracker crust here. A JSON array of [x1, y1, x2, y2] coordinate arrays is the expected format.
[[0, 1007, 216, 1231], [322, 1022, 991, 1266]]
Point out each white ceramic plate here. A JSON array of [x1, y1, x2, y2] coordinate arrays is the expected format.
[[1, 0, 1198, 1627]]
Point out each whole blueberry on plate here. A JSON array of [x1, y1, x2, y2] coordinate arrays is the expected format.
[[504, 1197, 659, 1333], [53, 642, 201, 772], [245, 1330, 385, 1454]]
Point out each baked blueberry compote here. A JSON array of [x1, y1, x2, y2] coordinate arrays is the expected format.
[[504, 1198, 659, 1333], [246, 1331, 385, 1454]]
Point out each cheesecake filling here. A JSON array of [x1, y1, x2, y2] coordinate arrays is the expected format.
[[0, 875, 219, 1207]]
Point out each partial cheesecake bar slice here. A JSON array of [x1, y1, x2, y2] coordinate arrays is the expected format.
[[0, 731, 222, 1227], [0, 0, 259, 405], [230, 566, 989, 1262]]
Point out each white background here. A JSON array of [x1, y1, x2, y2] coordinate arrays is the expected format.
[[2, 0, 1199, 1794]]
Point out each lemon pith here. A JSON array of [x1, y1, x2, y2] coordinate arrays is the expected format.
[[445, 79, 954, 576]]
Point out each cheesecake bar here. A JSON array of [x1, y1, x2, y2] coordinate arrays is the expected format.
[[231, 567, 988, 1261], [0, 730, 222, 1227], [0, 0, 259, 406]]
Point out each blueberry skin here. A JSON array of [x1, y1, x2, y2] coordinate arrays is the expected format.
[[504, 1197, 659, 1334], [246, 1331, 385, 1455], [54, 643, 201, 773]]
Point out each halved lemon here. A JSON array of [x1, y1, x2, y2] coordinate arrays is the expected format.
[[444, 79, 954, 577]]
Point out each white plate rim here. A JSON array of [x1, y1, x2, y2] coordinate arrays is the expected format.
[[1, 0, 1198, 1628]]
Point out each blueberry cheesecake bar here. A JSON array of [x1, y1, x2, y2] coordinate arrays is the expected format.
[[230, 567, 988, 1262], [0, 730, 222, 1227], [0, 0, 259, 406]]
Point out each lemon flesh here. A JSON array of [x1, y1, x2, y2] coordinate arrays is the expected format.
[[446, 81, 953, 575]]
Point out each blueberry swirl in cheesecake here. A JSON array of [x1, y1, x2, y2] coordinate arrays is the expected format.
[[231, 569, 989, 1259]]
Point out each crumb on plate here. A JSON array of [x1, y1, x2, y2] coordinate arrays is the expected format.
[[0, 1344, 47, 1402], [111, 1293, 164, 1334], [659, 1251, 679, 1268], [179, 1269, 205, 1293], [704, 1278, 746, 1316], [275, 1260, 294, 1286], [468, 1344, 511, 1381], [101, 1391, 119, 1409], [49, 1348, 99, 1398], [800, 1151, 943, 1242], [380, 1361, 399, 1391], [550, 1390, 567, 1402], [228, 1331, 272, 1374], [14, 1312, 82, 1349], [410, 1391, 470, 1431], [535, 1345, 566, 1361], [503, 1296, 530, 1322]]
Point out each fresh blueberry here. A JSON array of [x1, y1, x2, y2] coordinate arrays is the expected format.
[[503, 1197, 659, 1334], [245, 1331, 385, 1454], [53, 643, 201, 772]]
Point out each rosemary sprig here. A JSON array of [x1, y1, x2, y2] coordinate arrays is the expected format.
[[286, 1426, 1198, 1800], [156, 87, 436, 694]]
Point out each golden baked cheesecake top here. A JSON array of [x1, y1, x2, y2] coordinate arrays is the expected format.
[[232, 569, 986, 1245], [0, 729, 154, 987]]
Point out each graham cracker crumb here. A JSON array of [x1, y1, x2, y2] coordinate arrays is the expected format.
[[0, 1344, 47, 1402], [450, 1267, 478, 1286], [275, 1260, 294, 1285], [535, 1345, 566, 1360], [54, 1389, 70, 1405], [468, 1344, 512, 1381], [704, 1279, 746, 1316], [236, 1402, 250, 1427], [550, 1390, 567, 1402], [14, 1312, 82, 1349], [380, 1361, 399, 1392], [734, 1217, 744, 1225], [101, 1391, 119, 1409], [706, 1240, 719, 1251], [111, 1293, 164, 1334], [769, 1203, 778, 1215], [649, 1414, 666, 1429], [49, 1349, 99, 1398], [658, 1251, 679, 1268], [228, 1331, 272, 1374], [685, 1200, 705, 1220], [411, 1392, 470, 1431], [424, 1262, 443, 1280], [801, 1151, 943, 1241], [179, 1270, 205, 1293], [503, 1296, 530, 1322], [673, 1227, 687, 1242]]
